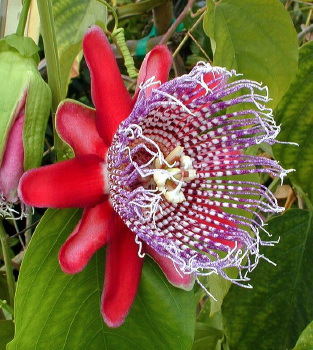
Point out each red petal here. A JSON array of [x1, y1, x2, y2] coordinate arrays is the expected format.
[[83, 26, 133, 146], [184, 71, 229, 105], [134, 45, 172, 100], [56, 100, 107, 158], [101, 217, 144, 327], [18, 155, 107, 208], [146, 246, 195, 291], [59, 201, 113, 274]]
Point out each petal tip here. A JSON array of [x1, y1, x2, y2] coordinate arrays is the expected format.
[[101, 309, 126, 328], [18, 170, 38, 207], [83, 25, 104, 41], [58, 245, 85, 275], [172, 275, 195, 291], [135, 44, 172, 99]]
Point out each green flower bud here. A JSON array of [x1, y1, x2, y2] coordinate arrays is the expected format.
[[0, 34, 51, 217]]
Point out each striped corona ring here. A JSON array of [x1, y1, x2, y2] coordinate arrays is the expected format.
[[107, 62, 292, 287]]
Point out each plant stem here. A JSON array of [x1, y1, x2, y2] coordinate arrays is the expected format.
[[298, 23, 313, 42], [16, 0, 32, 36], [153, 0, 173, 35], [36, 0, 64, 158], [0, 220, 15, 308], [159, 0, 197, 45], [173, 11, 209, 60], [0, 298, 14, 316], [25, 211, 33, 246]]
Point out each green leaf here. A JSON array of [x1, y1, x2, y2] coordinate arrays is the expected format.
[[117, 0, 168, 19], [222, 209, 313, 350], [52, 0, 107, 97], [0, 320, 14, 350], [274, 41, 313, 202], [9, 209, 196, 349], [206, 274, 232, 316], [204, 0, 298, 108], [293, 321, 313, 350]]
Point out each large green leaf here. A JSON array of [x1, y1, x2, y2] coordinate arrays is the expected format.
[[222, 209, 313, 350], [204, 0, 298, 108], [274, 41, 313, 202], [8, 209, 196, 349], [293, 321, 313, 350], [52, 0, 107, 97]]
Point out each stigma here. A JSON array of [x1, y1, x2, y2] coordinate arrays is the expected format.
[[152, 146, 197, 204]]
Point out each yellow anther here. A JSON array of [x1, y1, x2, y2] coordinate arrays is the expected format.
[[165, 146, 184, 166], [155, 158, 162, 169], [167, 168, 181, 175]]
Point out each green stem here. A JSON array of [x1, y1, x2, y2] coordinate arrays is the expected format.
[[0, 298, 14, 316], [96, 0, 119, 32], [16, 0, 32, 36], [36, 0, 65, 159], [25, 211, 33, 246], [0, 220, 15, 308], [159, 0, 196, 45], [153, 1, 173, 35], [173, 11, 208, 59]]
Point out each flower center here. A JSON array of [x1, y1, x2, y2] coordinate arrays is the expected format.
[[151, 146, 197, 204], [108, 124, 198, 225]]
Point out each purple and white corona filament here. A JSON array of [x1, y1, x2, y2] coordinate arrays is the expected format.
[[108, 62, 291, 286]]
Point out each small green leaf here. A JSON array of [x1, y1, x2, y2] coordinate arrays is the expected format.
[[0, 320, 14, 350], [117, 0, 168, 19], [274, 41, 313, 202], [222, 209, 313, 350], [9, 209, 196, 349], [192, 323, 224, 350], [193, 311, 229, 350], [293, 321, 313, 350], [204, 0, 298, 108], [206, 274, 232, 316]]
